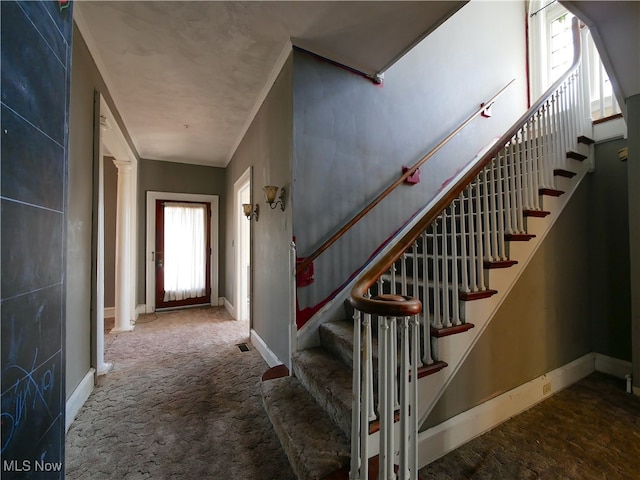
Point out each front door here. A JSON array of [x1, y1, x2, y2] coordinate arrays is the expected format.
[[155, 200, 211, 309]]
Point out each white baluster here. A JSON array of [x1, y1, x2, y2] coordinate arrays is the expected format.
[[421, 232, 433, 365], [441, 210, 451, 328], [410, 315, 419, 479], [392, 316, 400, 411], [432, 220, 442, 328], [532, 115, 542, 210], [513, 131, 523, 234], [481, 168, 492, 261], [350, 309, 362, 480], [400, 253, 407, 296], [459, 190, 469, 294], [467, 185, 478, 292], [495, 153, 506, 260], [451, 202, 460, 326], [474, 179, 486, 290], [399, 316, 410, 480], [487, 161, 498, 261]]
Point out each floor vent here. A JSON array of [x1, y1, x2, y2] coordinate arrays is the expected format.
[[237, 343, 250, 352]]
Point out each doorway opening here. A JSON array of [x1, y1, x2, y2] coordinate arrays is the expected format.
[[234, 168, 252, 324], [155, 200, 212, 310], [145, 192, 219, 313]]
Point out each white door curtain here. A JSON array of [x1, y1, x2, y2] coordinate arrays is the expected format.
[[163, 202, 207, 301]]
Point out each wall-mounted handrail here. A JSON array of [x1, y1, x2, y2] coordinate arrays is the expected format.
[[296, 79, 516, 275], [350, 17, 581, 317]]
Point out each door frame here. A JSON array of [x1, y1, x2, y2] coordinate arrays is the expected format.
[[145, 191, 219, 312], [94, 93, 138, 374], [234, 167, 252, 322]]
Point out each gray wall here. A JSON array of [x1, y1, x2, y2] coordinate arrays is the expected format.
[[426, 179, 592, 427], [104, 157, 117, 309], [137, 158, 226, 303], [589, 138, 631, 360], [1, 0, 73, 467], [225, 56, 293, 363], [67, 24, 136, 398], [626, 93, 640, 388], [292, 1, 528, 321]]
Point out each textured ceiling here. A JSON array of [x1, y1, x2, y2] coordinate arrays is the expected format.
[[74, 1, 465, 167]]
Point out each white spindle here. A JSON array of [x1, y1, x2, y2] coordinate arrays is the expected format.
[[467, 185, 478, 292], [495, 153, 506, 260], [441, 210, 451, 328], [421, 233, 433, 365], [451, 202, 460, 326], [350, 309, 362, 480], [474, 179, 486, 290], [399, 316, 411, 480], [432, 221, 442, 328]]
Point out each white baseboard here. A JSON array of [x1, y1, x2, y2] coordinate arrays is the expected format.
[[594, 353, 632, 379], [136, 304, 146, 316], [251, 328, 282, 368], [218, 297, 225, 307], [104, 306, 115, 318], [66, 368, 95, 432], [223, 297, 236, 319], [418, 353, 595, 467]]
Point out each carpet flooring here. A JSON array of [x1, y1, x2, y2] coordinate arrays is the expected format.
[[66, 307, 640, 479], [65, 307, 296, 480]]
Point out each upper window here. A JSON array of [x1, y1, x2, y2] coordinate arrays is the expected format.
[[528, 1, 619, 120]]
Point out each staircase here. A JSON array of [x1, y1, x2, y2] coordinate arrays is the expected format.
[[262, 18, 591, 480]]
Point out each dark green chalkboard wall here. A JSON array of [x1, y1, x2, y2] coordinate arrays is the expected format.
[[1, 1, 73, 478]]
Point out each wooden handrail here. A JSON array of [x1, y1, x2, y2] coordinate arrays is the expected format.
[[296, 79, 516, 275], [350, 17, 582, 317]]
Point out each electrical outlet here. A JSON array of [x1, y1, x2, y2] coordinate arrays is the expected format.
[[543, 382, 551, 395]]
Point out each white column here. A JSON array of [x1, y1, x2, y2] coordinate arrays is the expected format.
[[112, 159, 134, 333], [96, 113, 112, 374]]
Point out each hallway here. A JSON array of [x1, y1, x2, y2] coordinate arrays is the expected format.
[[65, 307, 295, 479]]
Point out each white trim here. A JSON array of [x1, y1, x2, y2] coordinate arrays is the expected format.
[[225, 43, 291, 166], [593, 116, 628, 143], [234, 167, 252, 323], [65, 368, 95, 432], [104, 307, 115, 318], [218, 297, 225, 307], [251, 328, 282, 368], [136, 304, 146, 316], [145, 192, 220, 313], [224, 297, 236, 319], [418, 354, 595, 468], [594, 353, 633, 379]]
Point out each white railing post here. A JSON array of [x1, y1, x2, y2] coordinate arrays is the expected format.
[[349, 309, 362, 480]]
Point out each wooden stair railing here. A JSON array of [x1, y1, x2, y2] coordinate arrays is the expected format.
[[347, 17, 584, 480], [295, 80, 515, 277]]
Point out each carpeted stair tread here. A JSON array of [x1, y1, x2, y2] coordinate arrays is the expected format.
[[261, 375, 350, 480], [293, 348, 354, 438], [319, 319, 357, 368], [319, 319, 380, 371]]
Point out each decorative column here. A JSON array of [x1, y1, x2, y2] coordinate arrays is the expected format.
[[112, 159, 134, 332]]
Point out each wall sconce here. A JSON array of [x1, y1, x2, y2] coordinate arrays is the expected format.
[[242, 203, 259, 221], [263, 185, 286, 211]]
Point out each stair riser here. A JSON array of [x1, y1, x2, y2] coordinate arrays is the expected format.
[[292, 352, 353, 439]]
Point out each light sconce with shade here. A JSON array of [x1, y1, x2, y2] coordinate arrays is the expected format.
[[242, 203, 259, 221], [263, 185, 286, 211]]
